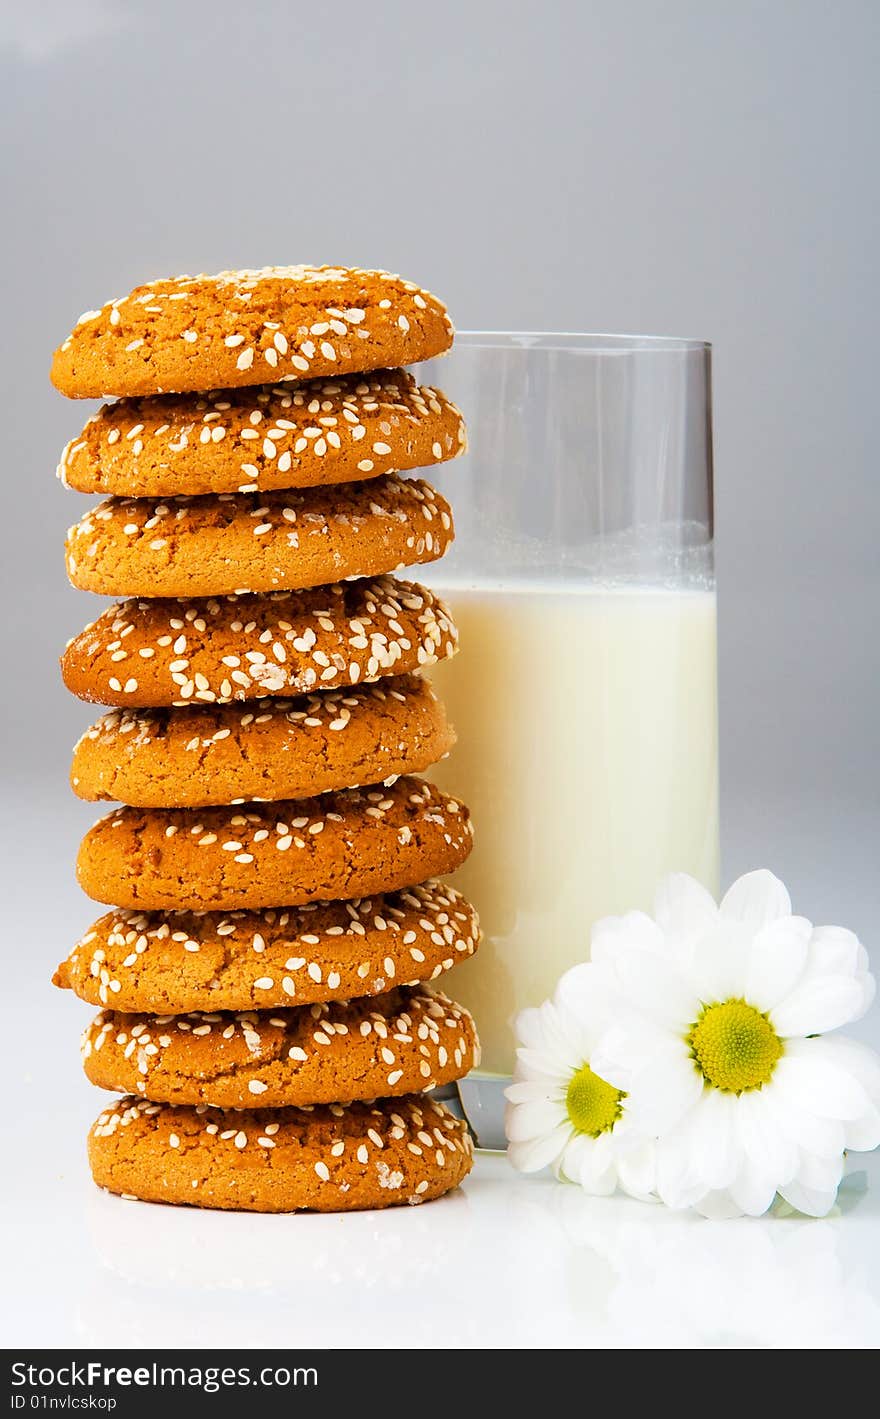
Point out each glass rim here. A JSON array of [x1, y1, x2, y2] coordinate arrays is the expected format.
[[451, 329, 711, 353]]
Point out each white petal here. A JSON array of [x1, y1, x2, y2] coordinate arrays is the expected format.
[[590, 910, 664, 968], [736, 1087, 798, 1185], [654, 873, 718, 944], [506, 1122, 571, 1173], [559, 1132, 615, 1194], [554, 962, 614, 1056], [690, 1088, 739, 1190], [504, 1097, 567, 1143], [513, 1047, 570, 1084], [744, 915, 810, 1012], [695, 1189, 745, 1219], [777, 1177, 839, 1217], [625, 1052, 704, 1135], [807, 925, 861, 976], [811, 1034, 880, 1107], [689, 919, 752, 1003], [796, 1149, 845, 1195], [792, 928, 877, 1022], [512, 1005, 546, 1052], [842, 1107, 880, 1153], [587, 1028, 635, 1091], [606, 945, 696, 1030], [591, 1014, 679, 1084], [514, 1000, 581, 1074], [557, 1132, 593, 1183], [771, 977, 866, 1037], [655, 1128, 707, 1210], [762, 1085, 845, 1158], [772, 1052, 872, 1121], [580, 1131, 618, 1194], [858, 956, 877, 1013], [729, 1160, 778, 1217], [616, 1143, 657, 1201], [505, 1079, 565, 1106], [720, 869, 791, 929]]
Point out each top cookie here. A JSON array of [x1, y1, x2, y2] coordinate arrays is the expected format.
[[57, 371, 466, 498], [51, 266, 454, 399]]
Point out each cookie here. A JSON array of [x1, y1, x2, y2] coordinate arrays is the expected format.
[[57, 371, 466, 497], [70, 675, 454, 807], [51, 266, 454, 399], [88, 1094, 473, 1212], [54, 881, 481, 1013], [76, 777, 473, 912], [65, 476, 453, 599], [81, 987, 479, 1108], [61, 576, 458, 708]]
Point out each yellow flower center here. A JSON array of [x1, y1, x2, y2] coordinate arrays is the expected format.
[[565, 1064, 625, 1136], [688, 998, 783, 1093]]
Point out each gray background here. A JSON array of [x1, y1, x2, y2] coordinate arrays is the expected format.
[[2, 0, 878, 1100]]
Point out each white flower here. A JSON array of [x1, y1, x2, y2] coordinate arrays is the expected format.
[[504, 962, 656, 1199], [591, 870, 880, 1218]]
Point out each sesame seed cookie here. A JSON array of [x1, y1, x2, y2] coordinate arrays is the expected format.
[[70, 675, 454, 808], [52, 266, 454, 399], [65, 477, 454, 599], [58, 371, 465, 497], [61, 575, 457, 708], [88, 1094, 473, 1212], [76, 777, 473, 912], [81, 987, 479, 1108], [54, 881, 481, 1013]]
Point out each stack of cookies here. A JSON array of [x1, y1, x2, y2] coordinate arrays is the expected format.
[[51, 265, 480, 1213]]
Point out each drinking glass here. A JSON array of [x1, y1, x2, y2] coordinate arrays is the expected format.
[[419, 333, 718, 1143]]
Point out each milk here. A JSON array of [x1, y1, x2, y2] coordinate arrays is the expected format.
[[429, 583, 719, 1075]]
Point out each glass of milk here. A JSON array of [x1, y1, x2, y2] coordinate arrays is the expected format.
[[419, 333, 719, 1089]]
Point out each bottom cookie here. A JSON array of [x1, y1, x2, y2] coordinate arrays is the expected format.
[[89, 1094, 473, 1212]]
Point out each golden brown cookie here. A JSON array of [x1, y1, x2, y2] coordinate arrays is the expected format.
[[65, 477, 453, 599], [61, 576, 458, 708], [88, 1094, 473, 1212], [81, 988, 479, 1107], [58, 371, 466, 497], [54, 881, 481, 1012], [76, 777, 473, 912], [70, 675, 454, 807], [52, 266, 454, 399]]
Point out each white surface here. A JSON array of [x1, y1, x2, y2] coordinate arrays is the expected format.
[[430, 585, 720, 1073], [6, 1140, 880, 1348]]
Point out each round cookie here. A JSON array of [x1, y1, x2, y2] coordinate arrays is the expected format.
[[53, 881, 481, 1012], [57, 371, 466, 497], [65, 476, 454, 599], [70, 675, 454, 807], [88, 1094, 473, 1212], [81, 988, 479, 1107], [76, 777, 473, 912], [61, 575, 458, 708], [51, 265, 454, 399]]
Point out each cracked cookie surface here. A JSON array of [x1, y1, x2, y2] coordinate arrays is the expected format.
[[57, 370, 465, 496], [54, 881, 480, 1013], [61, 575, 458, 708], [76, 776, 473, 911], [89, 1093, 473, 1212], [70, 674, 455, 807], [52, 265, 454, 398], [66, 476, 453, 598], [82, 988, 479, 1107]]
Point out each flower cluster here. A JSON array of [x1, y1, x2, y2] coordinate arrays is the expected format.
[[505, 871, 880, 1217]]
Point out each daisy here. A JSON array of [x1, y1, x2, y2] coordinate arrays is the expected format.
[[505, 962, 656, 1199], [591, 870, 880, 1217]]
